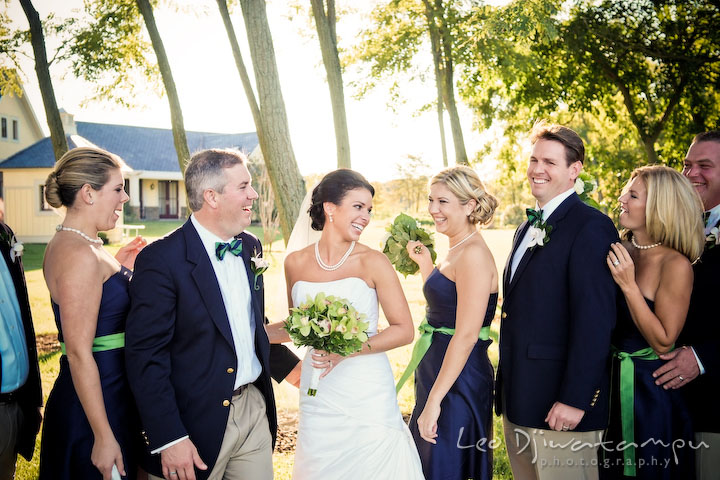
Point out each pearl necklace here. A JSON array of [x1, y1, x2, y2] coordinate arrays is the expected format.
[[315, 241, 355, 271], [631, 236, 661, 250], [448, 231, 476, 252], [56, 224, 103, 245]]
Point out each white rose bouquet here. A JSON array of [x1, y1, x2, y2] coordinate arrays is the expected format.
[[284, 292, 370, 396]]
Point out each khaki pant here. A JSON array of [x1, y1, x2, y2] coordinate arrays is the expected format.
[[0, 401, 21, 480], [503, 416, 602, 480], [150, 385, 272, 480], [695, 431, 720, 480]]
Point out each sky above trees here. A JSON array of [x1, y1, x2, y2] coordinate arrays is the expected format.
[[5, 0, 493, 182]]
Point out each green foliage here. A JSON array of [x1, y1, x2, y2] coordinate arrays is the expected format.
[[66, 0, 160, 107], [348, 0, 426, 98], [455, 0, 720, 217], [464, 0, 720, 161], [382, 213, 437, 276]]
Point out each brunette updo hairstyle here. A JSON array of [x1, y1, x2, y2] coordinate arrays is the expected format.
[[44, 147, 122, 208], [431, 166, 498, 226], [308, 169, 375, 231]]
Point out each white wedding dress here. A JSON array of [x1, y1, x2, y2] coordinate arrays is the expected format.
[[291, 277, 425, 479]]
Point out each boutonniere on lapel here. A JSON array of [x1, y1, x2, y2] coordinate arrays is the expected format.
[[0, 231, 24, 262], [250, 248, 270, 290], [574, 171, 602, 210], [526, 208, 552, 249], [706, 223, 719, 250]]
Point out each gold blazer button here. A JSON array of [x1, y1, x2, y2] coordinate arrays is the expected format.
[[222, 400, 230, 407]]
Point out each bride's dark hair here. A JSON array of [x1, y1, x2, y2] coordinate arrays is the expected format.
[[309, 169, 375, 231]]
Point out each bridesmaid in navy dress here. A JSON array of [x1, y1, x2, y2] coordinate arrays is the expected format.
[[403, 166, 498, 480], [38, 147, 147, 480], [603, 166, 705, 479]]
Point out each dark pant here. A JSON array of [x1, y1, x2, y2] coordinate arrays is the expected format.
[[0, 400, 22, 480]]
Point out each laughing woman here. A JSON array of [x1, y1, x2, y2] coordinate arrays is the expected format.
[[603, 166, 705, 479], [402, 166, 498, 480], [39, 148, 146, 480]]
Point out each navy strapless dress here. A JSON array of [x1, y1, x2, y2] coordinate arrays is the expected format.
[[409, 268, 496, 480], [39, 267, 143, 480], [601, 296, 695, 479]]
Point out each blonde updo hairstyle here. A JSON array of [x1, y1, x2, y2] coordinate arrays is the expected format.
[[621, 165, 705, 262], [430, 166, 498, 226], [44, 147, 122, 209]]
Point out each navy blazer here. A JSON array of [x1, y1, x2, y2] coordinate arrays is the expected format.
[[677, 239, 720, 433], [496, 194, 618, 431], [125, 220, 276, 479], [0, 222, 42, 461]]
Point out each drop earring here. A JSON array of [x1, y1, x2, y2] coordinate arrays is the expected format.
[[329, 214, 334, 223]]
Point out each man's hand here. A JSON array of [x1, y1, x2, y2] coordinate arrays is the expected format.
[[653, 346, 700, 389], [545, 401, 585, 432], [161, 438, 207, 480]]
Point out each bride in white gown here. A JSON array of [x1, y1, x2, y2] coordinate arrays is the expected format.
[[269, 170, 424, 479]]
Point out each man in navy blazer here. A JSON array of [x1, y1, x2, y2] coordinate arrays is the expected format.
[[496, 123, 618, 479], [653, 131, 720, 477], [1, 221, 42, 480], [126, 149, 276, 480]]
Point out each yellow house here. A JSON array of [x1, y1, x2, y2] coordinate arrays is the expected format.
[[0, 108, 259, 243], [0, 83, 44, 161]]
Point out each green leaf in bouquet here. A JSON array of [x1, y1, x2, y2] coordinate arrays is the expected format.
[[314, 292, 327, 312], [394, 213, 417, 230], [414, 228, 430, 241]]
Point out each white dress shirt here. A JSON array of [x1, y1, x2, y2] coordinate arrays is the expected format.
[[704, 203, 720, 235], [191, 215, 262, 389], [510, 187, 576, 280]]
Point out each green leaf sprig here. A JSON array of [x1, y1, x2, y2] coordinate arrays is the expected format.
[[382, 213, 437, 277]]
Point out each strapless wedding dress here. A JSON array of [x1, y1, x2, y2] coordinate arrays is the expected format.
[[291, 277, 424, 479]]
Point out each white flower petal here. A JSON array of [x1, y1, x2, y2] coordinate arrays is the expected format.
[[574, 178, 584, 195]]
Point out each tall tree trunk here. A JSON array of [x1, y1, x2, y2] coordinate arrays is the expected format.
[[423, 0, 467, 165], [423, 1, 448, 167], [436, 1, 467, 165], [310, 0, 351, 168], [641, 136, 660, 164], [19, 0, 67, 161], [239, 0, 305, 243], [135, 0, 190, 175], [217, 0, 264, 138]]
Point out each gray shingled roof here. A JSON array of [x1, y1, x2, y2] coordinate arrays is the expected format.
[[0, 121, 258, 171]]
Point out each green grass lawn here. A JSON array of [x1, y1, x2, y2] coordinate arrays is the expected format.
[[120, 219, 275, 243], [16, 219, 515, 479]]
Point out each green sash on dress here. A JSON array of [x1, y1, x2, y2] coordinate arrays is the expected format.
[[396, 319, 490, 393], [612, 345, 669, 477], [60, 332, 125, 355]]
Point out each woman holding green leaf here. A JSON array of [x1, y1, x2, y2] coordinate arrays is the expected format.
[[401, 166, 498, 480]]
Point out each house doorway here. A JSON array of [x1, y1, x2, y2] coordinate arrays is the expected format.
[[158, 180, 179, 218]]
